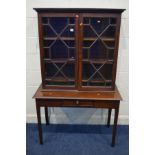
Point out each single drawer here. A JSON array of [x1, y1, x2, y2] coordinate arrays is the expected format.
[[74, 100, 94, 107], [63, 100, 75, 106], [62, 100, 94, 107]]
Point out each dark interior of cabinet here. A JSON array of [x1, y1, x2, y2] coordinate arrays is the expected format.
[[34, 9, 124, 90], [42, 17, 76, 86], [82, 17, 116, 87], [42, 16, 116, 88]]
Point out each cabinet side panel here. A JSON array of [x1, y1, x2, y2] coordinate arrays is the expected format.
[[112, 15, 121, 89], [38, 13, 45, 87]]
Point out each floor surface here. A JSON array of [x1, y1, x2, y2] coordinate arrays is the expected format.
[[26, 124, 129, 155]]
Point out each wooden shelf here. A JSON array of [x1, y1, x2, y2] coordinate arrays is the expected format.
[[82, 59, 113, 64], [44, 58, 76, 63], [43, 37, 115, 41], [45, 77, 74, 82], [44, 59, 113, 65], [82, 79, 112, 83], [43, 37, 75, 41], [84, 37, 115, 41]]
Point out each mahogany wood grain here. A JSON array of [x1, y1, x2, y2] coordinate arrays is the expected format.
[[33, 84, 122, 101], [34, 84, 121, 146], [33, 8, 125, 147], [35, 9, 125, 91]]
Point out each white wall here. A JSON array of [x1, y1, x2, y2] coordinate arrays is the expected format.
[[26, 0, 129, 124]]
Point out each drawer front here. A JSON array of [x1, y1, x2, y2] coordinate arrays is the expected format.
[[63, 100, 94, 107], [63, 100, 75, 106], [75, 100, 94, 107], [37, 99, 119, 108]]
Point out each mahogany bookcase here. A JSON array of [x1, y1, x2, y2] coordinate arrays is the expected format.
[[33, 8, 125, 147]]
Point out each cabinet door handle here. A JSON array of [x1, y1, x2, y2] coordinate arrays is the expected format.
[[80, 23, 83, 26]]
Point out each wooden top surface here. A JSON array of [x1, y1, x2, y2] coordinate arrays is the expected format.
[[33, 84, 122, 101]]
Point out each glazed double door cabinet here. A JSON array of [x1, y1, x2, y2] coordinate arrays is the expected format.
[[33, 8, 125, 147], [35, 8, 125, 91]]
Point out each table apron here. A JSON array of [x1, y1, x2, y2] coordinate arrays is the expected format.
[[36, 99, 120, 109]]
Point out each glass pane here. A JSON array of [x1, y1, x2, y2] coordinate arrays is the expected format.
[[83, 48, 89, 59], [82, 63, 95, 80], [43, 40, 55, 47], [43, 25, 56, 37], [91, 18, 109, 35], [63, 40, 75, 48], [82, 17, 116, 61], [83, 40, 94, 48], [50, 40, 68, 59], [42, 17, 48, 24], [82, 16, 116, 88], [89, 39, 107, 59], [108, 49, 114, 60], [62, 63, 75, 79], [42, 16, 76, 87], [42, 17, 76, 60], [69, 18, 75, 24], [82, 62, 113, 87], [83, 25, 97, 38], [44, 48, 50, 59], [99, 64, 113, 80], [45, 63, 57, 78], [104, 41, 115, 48], [61, 25, 75, 37], [45, 62, 75, 86], [69, 48, 75, 58], [83, 18, 90, 24], [101, 25, 116, 38], [110, 18, 117, 25], [49, 17, 68, 34]]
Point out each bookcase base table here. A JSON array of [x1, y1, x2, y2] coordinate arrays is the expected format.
[[33, 84, 122, 147]]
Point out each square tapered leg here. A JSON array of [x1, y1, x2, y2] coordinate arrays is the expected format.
[[107, 108, 112, 128], [111, 105, 119, 147], [36, 100, 43, 144], [45, 107, 49, 125]]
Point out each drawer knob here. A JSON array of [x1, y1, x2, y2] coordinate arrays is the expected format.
[[75, 15, 79, 18], [76, 100, 79, 105]]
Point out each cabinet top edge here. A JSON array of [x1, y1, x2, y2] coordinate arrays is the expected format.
[[33, 8, 125, 14]]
